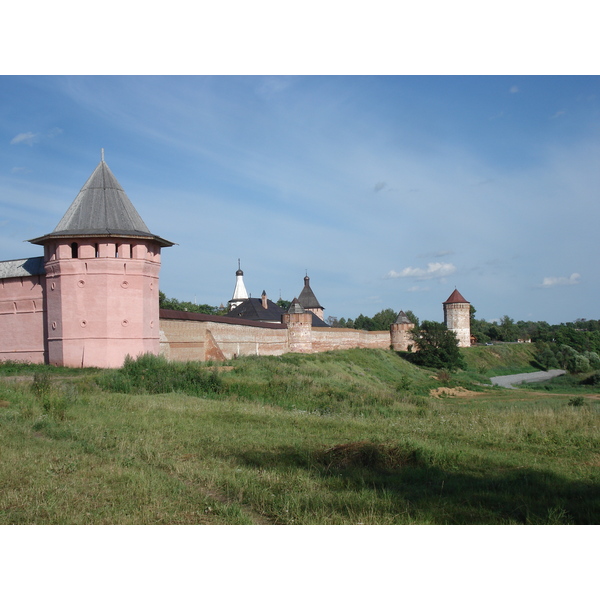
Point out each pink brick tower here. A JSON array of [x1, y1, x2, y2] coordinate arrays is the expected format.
[[29, 155, 174, 368], [443, 289, 471, 348]]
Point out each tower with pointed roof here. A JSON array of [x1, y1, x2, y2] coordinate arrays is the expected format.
[[443, 289, 471, 348], [297, 274, 324, 321], [228, 260, 249, 311], [390, 310, 415, 352], [28, 155, 174, 368], [281, 298, 313, 352]]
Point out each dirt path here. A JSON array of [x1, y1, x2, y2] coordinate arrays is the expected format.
[[490, 369, 566, 389]]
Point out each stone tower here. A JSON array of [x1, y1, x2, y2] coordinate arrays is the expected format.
[[390, 310, 415, 352], [29, 156, 174, 368], [297, 274, 324, 321], [281, 298, 312, 353], [443, 289, 471, 348], [228, 260, 249, 311]]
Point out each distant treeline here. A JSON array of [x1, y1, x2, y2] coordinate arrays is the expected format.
[[327, 309, 419, 331], [332, 305, 600, 352], [470, 310, 600, 352], [159, 291, 227, 316], [159, 291, 600, 354]]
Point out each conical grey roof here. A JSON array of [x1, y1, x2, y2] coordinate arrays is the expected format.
[[29, 159, 173, 247], [287, 298, 306, 314], [395, 310, 412, 325], [297, 275, 323, 310]]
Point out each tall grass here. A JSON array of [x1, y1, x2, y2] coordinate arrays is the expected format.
[[1, 349, 599, 524], [98, 353, 223, 396]]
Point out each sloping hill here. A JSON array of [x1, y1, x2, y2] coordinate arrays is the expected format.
[[461, 343, 538, 376]]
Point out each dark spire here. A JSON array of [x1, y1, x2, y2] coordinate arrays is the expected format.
[[297, 273, 324, 310]]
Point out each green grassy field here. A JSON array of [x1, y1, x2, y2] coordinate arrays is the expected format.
[[1, 347, 598, 524]]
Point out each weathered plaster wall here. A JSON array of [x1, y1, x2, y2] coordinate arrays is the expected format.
[[311, 327, 390, 352], [0, 274, 47, 363], [159, 310, 393, 362], [159, 310, 289, 362]]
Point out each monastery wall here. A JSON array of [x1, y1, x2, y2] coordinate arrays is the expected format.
[[311, 327, 390, 352], [159, 310, 289, 362], [0, 274, 47, 364], [158, 309, 393, 362]]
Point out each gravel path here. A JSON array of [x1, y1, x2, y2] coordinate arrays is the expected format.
[[490, 369, 566, 389]]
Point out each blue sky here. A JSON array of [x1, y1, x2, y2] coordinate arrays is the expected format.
[[1, 75, 598, 325]]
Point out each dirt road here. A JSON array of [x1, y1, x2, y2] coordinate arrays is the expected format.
[[490, 369, 566, 389]]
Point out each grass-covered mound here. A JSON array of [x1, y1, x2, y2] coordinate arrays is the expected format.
[[97, 349, 442, 417], [461, 343, 538, 376], [1, 349, 599, 524]]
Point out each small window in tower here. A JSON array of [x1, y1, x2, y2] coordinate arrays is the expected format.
[[71, 242, 79, 258], [95, 243, 99, 258]]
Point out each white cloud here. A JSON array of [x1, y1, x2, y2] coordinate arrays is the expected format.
[[386, 262, 456, 280], [550, 110, 566, 119], [11, 166, 31, 174], [9, 129, 62, 146], [541, 273, 581, 287], [10, 132, 40, 145], [509, 86, 519, 94]]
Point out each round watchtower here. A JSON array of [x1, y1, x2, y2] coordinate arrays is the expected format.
[[443, 289, 471, 348], [390, 310, 415, 352]]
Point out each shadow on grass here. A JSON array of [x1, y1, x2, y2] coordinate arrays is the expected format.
[[235, 442, 600, 525]]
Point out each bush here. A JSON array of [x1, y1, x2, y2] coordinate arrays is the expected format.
[[395, 375, 412, 392], [568, 396, 586, 407]]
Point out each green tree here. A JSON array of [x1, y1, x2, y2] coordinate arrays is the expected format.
[[159, 291, 221, 315], [405, 310, 420, 327], [354, 314, 375, 331], [534, 342, 560, 370], [499, 315, 518, 342], [371, 308, 399, 331], [583, 351, 600, 370], [407, 320, 466, 371]]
